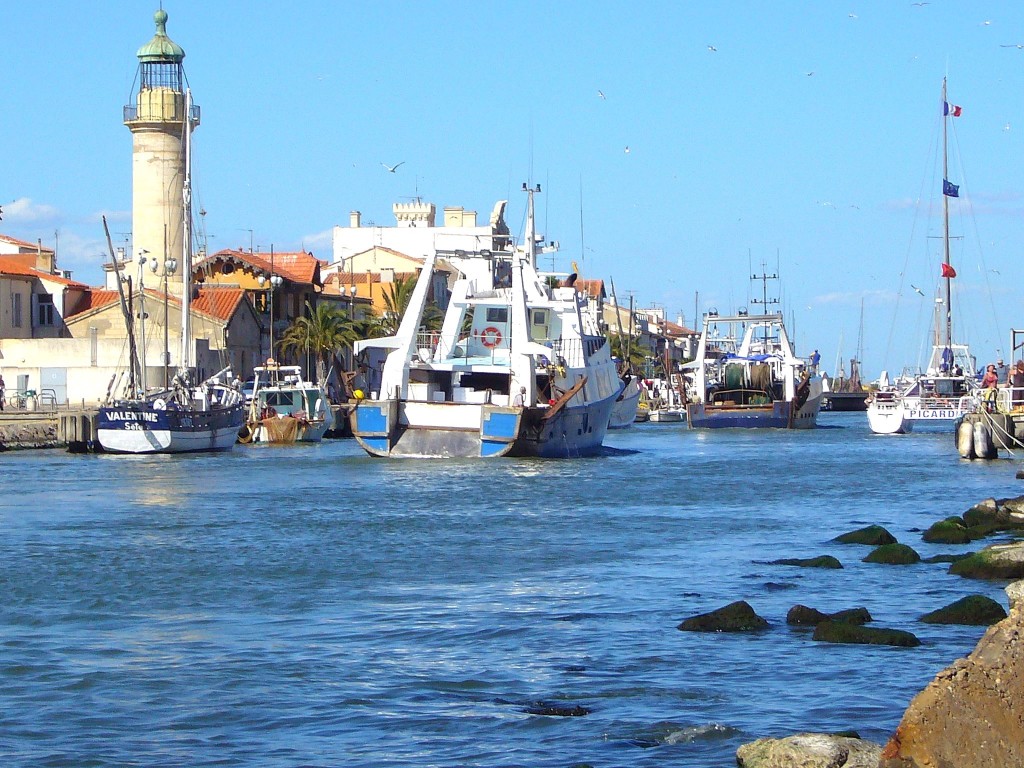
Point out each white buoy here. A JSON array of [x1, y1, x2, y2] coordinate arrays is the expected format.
[[957, 420, 975, 459], [974, 421, 995, 460]]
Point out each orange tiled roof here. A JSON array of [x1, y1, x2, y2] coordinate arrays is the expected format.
[[66, 286, 247, 324], [34, 270, 89, 288], [200, 249, 322, 287], [575, 278, 605, 299], [0, 234, 55, 254], [0, 256, 37, 278]]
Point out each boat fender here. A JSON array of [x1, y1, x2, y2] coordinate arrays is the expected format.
[[956, 420, 975, 459], [974, 421, 996, 460], [481, 326, 502, 348], [153, 398, 166, 410], [238, 423, 253, 444]]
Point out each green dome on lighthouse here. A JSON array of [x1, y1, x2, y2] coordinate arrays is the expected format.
[[136, 9, 185, 63]]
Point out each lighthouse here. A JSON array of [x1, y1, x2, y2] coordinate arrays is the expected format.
[[124, 8, 197, 289]]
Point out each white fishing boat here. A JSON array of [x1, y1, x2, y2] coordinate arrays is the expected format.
[[867, 78, 980, 435], [608, 375, 642, 429], [350, 184, 623, 458], [684, 310, 822, 429], [97, 89, 244, 454], [238, 362, 330, 444], [644, 375, 687, 423]]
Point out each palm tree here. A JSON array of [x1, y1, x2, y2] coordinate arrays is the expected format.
[[607, 332, 646, 372], [376, 273, 444, 336], [278, 301, 357, 385]]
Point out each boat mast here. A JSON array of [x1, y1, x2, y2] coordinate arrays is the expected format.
[[941, 77, 952, 351], [181, 88, 194, 375], [103, 216, 140, 396]]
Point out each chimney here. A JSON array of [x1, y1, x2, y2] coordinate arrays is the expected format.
[[350, 211, 361, 228]]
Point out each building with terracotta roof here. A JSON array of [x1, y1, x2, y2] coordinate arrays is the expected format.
[[192, 248, 326, 362]]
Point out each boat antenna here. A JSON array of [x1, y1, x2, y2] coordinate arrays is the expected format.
[[941, 77, 953, 352]]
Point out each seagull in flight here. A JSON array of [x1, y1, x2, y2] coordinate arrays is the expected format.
[[911, 284, 925, 296], [1000, 44, 1024, 49], [707, 44, 717, 52], [381, 161, 405, 173], [911, 2, 929, 6], [624, 145, 631, 154], [597, 89, 606, 99]]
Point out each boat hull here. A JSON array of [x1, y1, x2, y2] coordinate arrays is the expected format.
[[351, 391, 618, 459], [608, 379, 642, 429], [686, 394, 821, 430], [866, 400, 913, 434], [97, 403, 245, 454], [824, 391, 869, 411]]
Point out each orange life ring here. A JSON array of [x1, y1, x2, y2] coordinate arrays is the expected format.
[[481, 326, 502, 348]]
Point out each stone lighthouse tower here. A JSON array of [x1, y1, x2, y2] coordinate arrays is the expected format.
[[124, 9, 197, 290]]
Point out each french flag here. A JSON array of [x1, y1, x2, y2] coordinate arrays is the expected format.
[[944, 101, 963, 117]]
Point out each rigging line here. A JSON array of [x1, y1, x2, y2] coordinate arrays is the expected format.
[[884, 97, 942, 372], [948, 122, 1005, 358]]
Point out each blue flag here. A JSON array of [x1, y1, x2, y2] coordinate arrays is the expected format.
[[943, 179, 960, 198]]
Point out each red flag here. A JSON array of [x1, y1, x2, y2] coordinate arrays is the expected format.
[[941, 263, 957, 278]]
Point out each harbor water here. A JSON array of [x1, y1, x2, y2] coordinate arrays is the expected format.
[[1, 412, 1018, 767]]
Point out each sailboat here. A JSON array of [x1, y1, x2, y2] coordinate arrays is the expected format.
[[823, 301, 869, 411], [867, 78, 980, 435], [97, 90, 245, 454], [349, 183, 623, 458]]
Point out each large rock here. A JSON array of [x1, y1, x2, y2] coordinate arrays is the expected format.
[[677, 600, 769, 632], [880, 580, 1024, 768], [737, 733, 882, 768], [833, 525, 898, 546], [948, 541, 1024, 580], [963, 497, 1024, 532]]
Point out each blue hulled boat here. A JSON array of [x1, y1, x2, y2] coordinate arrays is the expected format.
[[350, 185, 622, 458]]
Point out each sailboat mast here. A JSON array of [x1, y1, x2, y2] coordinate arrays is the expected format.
[[941, 77, 952, 350], [181, 88, 193, 373]]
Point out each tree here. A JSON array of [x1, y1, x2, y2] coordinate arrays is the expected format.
[[376, 273, 443, 336], [278, 301, 357, 385], [607, 332, 646, 372]]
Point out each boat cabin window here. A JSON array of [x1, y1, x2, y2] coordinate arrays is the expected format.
[[485, 307, 508, 324], [262, 391, 302, 410]]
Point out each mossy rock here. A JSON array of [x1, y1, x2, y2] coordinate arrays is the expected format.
[[677, 600, 769, 632], [922, 553, 973, 564], [812, 621, 920, 647], [863, 543, 921, 565], [768, 555, 843, 569], [963, 499, 1024, 532], [919, 594, 1007, 625], [922, 517, 971, 545], [787, 604, 872, 626], [949, 544, 1024, 580], [833, 525, 898, 546]]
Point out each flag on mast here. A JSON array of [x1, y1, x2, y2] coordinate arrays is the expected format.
[[944, 102, 963, 117], [941, 263, 957, 278]]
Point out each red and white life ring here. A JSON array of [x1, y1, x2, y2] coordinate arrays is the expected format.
[[481, 326, 502, 348]]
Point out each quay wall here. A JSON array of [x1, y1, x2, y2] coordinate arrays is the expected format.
[[0, 410, 99, 451]]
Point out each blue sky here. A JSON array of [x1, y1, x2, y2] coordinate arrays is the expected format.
[[4, 1, 1024, 377]]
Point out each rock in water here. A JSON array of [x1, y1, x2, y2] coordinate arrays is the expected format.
[[767, 555, 843, 569], [921, 517, 971, 545], [737, 733, 882, 768], [949, 541, 1024, 580], [863, 543, 921, 565], [787, 605, 872, 626], [812, 621, 920, 647], [677, 600, 769, 632], [880, 580, 1024, 768], [833, 525, 898, 545], [919, 595, 1007, 626]]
